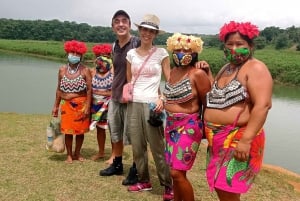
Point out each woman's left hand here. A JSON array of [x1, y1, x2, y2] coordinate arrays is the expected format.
[[84, 108, 90, 119], [154, 99, 164, 113], [234, 140, 251, 162]]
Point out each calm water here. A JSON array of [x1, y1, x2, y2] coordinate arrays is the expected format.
[[264, 98, 300, 174], [0, 52, 62, 114], [0, 51, 299, 174]]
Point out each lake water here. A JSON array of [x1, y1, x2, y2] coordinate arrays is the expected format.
[[0, 51, 299, 174], [0, 52, 62, 114]]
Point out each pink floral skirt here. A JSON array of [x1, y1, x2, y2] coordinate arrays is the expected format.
[[205, 121, 265, 193], [164, 112, 203, 171]]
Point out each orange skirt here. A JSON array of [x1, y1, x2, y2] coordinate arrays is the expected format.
[[60, 96, 90, 135]]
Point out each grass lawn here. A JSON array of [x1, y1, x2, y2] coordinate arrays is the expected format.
[[0, 113, 300, 201]]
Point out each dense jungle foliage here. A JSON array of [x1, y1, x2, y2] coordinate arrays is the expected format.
[[1, 18, 300, 50]]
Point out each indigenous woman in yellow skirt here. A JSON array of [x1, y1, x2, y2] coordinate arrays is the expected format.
[[52, 40, 92, 164]]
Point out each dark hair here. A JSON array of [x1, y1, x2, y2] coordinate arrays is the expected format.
[[190, 53, 199, 66], [112, 10, 131, 24], [224, 32, 254, 46]]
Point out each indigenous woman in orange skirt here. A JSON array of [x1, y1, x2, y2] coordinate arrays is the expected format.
[[52, 40, 92, 164]]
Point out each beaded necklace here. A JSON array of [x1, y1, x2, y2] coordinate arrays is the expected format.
[[67, 63, 80, 74], [225, 64, 241, 75]]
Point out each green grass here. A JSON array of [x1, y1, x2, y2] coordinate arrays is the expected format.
[[1, 112, 300, 201], [0, 39, 95, 63]]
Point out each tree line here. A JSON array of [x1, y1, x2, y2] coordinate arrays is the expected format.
[[0, 18, 300, 50]]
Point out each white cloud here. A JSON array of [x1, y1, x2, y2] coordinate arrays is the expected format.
[[0, 0, 299, 34]]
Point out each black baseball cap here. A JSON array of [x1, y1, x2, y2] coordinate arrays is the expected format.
[[112, 10, 130, 21]]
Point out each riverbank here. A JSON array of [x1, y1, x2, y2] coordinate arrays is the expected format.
[[262, 164, 300, 193], [1, 112, 300, 201], [1, 39, 300, 86]]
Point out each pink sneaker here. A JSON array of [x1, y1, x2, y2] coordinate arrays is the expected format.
[[163, 186, 174, 201], [128, 182, 152, 192]]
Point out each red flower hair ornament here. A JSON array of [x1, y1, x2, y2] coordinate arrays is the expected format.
[[92, 44, 112, 56], [64, 40, 87, 55], [219, 21, 259, 42]]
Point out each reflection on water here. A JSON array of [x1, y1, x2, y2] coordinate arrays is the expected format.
[[273, 84, 300, 100], [1, 51, 300, 174]]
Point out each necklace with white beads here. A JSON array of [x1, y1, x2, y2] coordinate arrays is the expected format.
[[67, 63, 80, 74]]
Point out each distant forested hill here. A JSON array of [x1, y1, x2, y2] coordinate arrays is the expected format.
[[0, 18, 300, 49]]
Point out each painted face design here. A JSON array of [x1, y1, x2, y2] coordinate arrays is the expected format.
[[95, 55, 112, 73], [172, 52, 197, 67], [224, 47, 250, 64]]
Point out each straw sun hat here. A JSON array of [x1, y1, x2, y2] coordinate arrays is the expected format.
[[134, 14, 165, 34]]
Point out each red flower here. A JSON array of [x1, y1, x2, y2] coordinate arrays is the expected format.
[[92, 44, 112, 56], [249, 132, 265, 172], [64, 40, 87, 55], [219, 21, 259, 42]]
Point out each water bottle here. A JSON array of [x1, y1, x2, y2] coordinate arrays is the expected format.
[[149, 102, 156, 111], [148, 102, 165, 118], [46, 126, 54, 148]]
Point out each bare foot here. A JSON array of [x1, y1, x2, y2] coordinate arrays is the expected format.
[[91, 153, 105, 161], [65, 155, 73, 164], [73, 155, 86, 162], [78, 156, 85, 162]]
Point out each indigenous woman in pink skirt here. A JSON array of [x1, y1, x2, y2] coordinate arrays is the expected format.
[[163, 33, 211, 201], [204, 21, 273, 201], [52, 40, 92, 164]]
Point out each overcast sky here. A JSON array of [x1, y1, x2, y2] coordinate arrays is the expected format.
[[1, 0, 299, 35]]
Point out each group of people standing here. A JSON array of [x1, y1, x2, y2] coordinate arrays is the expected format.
[[52, 9, 273, 201]]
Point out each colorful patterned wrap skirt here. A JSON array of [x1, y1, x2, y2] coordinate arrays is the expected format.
[[205, 121, 265, 193], [91, 95, 110, 129], [60, 96, 90, 135], [165, 112, 203, 171]]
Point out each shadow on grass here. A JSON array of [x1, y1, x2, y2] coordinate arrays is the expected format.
[[48, 153, 65, 161]]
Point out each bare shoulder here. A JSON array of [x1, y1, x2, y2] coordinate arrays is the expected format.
[[78, 65, 90, 76], [89, 67, 96, 76], [58, 65, 66, 71], [89, 67, 96, 73], [241, 58, 273, 87], [190, 67, 209, 78], [189, 67, 211, 88], [80, 64, 89, 71], [245, 58, 268, 71], [58, 65, 66, 74]]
